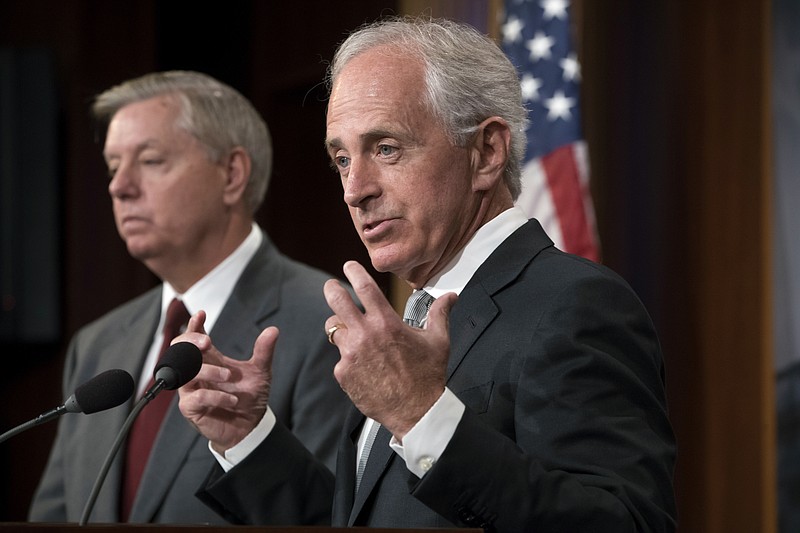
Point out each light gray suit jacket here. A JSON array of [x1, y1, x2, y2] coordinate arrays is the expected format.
[[29, 234, 349, 524]]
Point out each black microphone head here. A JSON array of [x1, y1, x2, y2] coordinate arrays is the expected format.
[[154, 342, 202, 390], [70, 369, 135, 414]]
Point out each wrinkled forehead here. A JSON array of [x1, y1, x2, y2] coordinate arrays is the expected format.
[[326, 48, 428, 139], [330, 47, 426, 107], [326, 53, 431, 150]]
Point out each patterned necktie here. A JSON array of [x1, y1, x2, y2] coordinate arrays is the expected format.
[[355, 290, 436, 494], [402, 289, 435, 328], [121, 298, 190, 521]]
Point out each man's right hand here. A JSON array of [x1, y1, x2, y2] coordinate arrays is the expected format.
[[175, 311, 276, 453]]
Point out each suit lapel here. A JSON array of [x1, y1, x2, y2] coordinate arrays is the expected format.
[[77, 289, 161, 522], [210, 235, 281, 359], [130, 239, 280, 521], [331, 406, 361, 525], [446, 288, 498, 379], [342, 220, 554, 524], [348, 424, 394, 526], [129, 398, 201, 521], [447, 219, 552, 379]]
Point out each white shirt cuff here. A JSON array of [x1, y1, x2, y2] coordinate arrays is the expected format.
[[389, 387, 465, 478], [208, 406, 276, 472]]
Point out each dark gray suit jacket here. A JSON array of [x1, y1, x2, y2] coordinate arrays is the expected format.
[[29, 234, 350, 524], [198, 219, 677, 532]]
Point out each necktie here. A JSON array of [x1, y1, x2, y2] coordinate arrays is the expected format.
[[121, 298, 190, 521], [354, 419, 380, 494], [402, 289, 435, 328], [355, 290, 435, 494]]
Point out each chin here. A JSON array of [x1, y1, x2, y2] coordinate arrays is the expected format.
[[124, 240, 158, 262], [367, 247, 413, 278]]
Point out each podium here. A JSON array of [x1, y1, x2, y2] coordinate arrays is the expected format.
[[0, 526, 479, 532]]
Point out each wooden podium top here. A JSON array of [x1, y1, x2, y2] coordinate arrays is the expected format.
[[0, 525, 479, 532]]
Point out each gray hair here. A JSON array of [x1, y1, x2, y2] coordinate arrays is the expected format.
[[92, 71, 272, 214], [326, 16, 528, 200]]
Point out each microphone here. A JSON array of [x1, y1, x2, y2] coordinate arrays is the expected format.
[[0, 369, 134, 444], [79, 341, 202, 525], [147, 340, 204, 396]]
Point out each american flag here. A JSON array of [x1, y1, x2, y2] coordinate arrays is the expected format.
[[501, 0, 600, 262]]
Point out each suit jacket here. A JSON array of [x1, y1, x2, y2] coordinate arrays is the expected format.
[[29, 234, 350, 524], [198, 219, 677, 532]]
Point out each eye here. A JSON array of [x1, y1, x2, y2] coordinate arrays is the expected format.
[[335, 155, 350, 169], [107, 167, 118, 179], [378, 144, 396, 157]]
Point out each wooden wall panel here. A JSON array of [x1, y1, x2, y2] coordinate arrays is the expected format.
[[581, 2, 775, 532]]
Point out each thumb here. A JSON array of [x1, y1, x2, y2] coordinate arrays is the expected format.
[[252, 326, 279, 371], [427, 292, 458, 335]]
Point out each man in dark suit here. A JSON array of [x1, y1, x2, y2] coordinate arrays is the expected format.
[[28, 71, 349, 524], [176, 18, 677, 532]]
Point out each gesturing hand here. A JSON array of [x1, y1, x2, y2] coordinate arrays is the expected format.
[[175, 311, 276, 453], [324, 261, 457, 440]]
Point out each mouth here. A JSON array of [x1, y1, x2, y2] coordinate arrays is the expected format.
[[361, 217, 397, 240], [119, 215, 149, 229]]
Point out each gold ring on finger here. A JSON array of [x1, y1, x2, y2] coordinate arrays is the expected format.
[[326, 323, 346, 345]]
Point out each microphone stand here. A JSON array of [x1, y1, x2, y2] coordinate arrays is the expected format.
[[0, 406, 68, 444], [79, 379, 166, 525]]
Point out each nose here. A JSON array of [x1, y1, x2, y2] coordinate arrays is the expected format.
[[108, 162, 139, 200], [342, 157, 380, 208]]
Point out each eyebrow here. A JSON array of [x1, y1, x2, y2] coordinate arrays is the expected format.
[[325, 129, 409, 155], [324, 137, 341, 155], [103, 139, 161, 160]]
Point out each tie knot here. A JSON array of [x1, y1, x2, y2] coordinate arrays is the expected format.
[[163, 298, 190, 340], [403, 290, 435, 328]]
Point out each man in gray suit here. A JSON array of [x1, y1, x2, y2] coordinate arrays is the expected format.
[[176, 17, 677, 532], [28, 71, 349, 524]]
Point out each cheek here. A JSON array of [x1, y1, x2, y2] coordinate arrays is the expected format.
[[416, 177, 468, 224]]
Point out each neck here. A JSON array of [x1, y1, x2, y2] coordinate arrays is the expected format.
[[403, 194, 513, 289], [150, 216, 252, 293]]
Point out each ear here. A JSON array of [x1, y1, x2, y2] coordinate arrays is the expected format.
[[222, 147, 251, 206], [470, 117, 511, 193]]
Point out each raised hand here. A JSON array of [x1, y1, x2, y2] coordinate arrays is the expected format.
[[175, 311, 277, 453], [323, 261, 457, 440]]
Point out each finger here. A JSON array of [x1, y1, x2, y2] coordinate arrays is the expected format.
[[186, 311, 208, 334], [323, 278, 363, 325], [426, 292, 458, 336], [190, 362, 232, 384], [170, 332, 228, 368], [179, 387, 239, 412], [171, 331, 210, 350], [251, 326, 279, 371], [324, 315, 341, 331], [340, 260, 394, 317]]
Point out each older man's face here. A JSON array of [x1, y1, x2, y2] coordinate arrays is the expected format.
[[326, 48, 482, 287], [105, 95, 230, 281]]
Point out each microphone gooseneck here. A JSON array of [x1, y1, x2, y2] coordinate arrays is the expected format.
[[79, 342, 202, 525], [0, 369, 134, 445]]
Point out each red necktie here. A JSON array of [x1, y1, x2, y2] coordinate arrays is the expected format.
[[120, 298, 190, 521]]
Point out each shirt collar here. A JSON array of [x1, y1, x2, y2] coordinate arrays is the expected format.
[[423, 207, 528, 299]]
